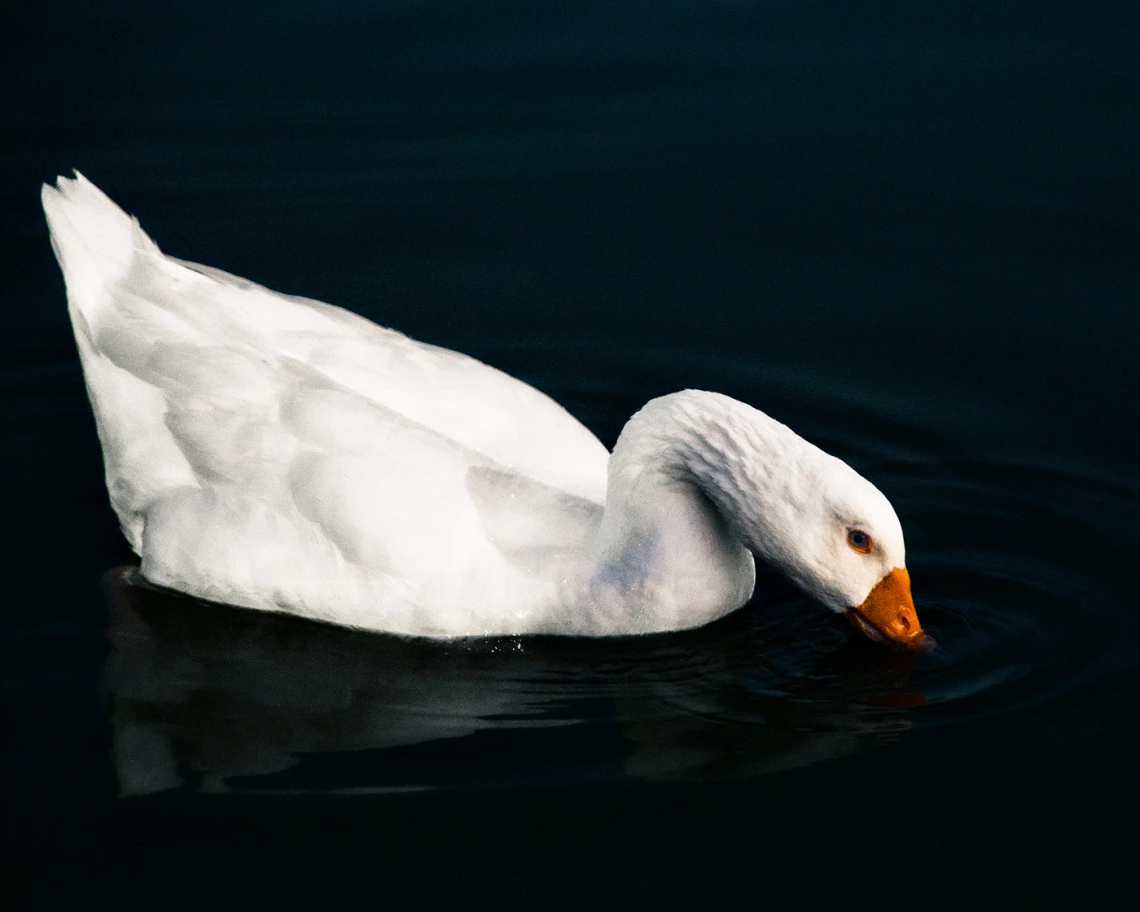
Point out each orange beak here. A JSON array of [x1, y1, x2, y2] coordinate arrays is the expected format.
[[845, 567, 933, 650]]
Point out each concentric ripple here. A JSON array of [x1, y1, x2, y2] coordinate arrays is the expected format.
[[100, 338, 1139, 794]]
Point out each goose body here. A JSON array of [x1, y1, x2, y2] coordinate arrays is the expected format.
[[43, 173, 928, 646]]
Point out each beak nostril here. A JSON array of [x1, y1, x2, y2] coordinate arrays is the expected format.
[[898, 615, 911, 631]]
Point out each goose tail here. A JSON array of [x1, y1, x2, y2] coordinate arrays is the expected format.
[[41, 172, 159, 334], [42, 173, 183, 551]]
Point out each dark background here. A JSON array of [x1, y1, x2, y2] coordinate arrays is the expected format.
[[2, 2, 1138, 909]]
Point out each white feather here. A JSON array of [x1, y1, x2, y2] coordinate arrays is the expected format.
[[44, 173, 908, 637]]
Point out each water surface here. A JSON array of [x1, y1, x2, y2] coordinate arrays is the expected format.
[[3, 2, 1138, 909]]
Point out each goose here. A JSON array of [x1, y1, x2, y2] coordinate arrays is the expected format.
[[42, 172, 929, 648]]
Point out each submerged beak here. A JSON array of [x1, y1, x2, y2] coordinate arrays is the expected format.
[[846, 567, 933, 651]]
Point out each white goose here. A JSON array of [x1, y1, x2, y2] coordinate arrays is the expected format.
[[43, 173, 928, 647]]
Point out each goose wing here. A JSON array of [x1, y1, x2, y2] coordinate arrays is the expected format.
[[42, 174, 607, 632]]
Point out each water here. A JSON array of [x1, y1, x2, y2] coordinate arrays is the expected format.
[[3, 1, 1138, 909]]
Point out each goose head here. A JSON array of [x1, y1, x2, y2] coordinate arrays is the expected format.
[[735, 444, 932, 651]]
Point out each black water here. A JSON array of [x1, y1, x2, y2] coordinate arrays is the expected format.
[[3, 2, 1139, 909]]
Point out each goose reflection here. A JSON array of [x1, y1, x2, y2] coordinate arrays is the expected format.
[[102, 567, 925, 795]]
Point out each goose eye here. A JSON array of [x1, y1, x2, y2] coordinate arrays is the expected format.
[[847, 529, 873, 554]]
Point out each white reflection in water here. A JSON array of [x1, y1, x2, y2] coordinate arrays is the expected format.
[[102, 568, 923, 795]]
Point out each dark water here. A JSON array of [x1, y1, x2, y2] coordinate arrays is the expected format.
[[3, 2, 1139, 909]]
